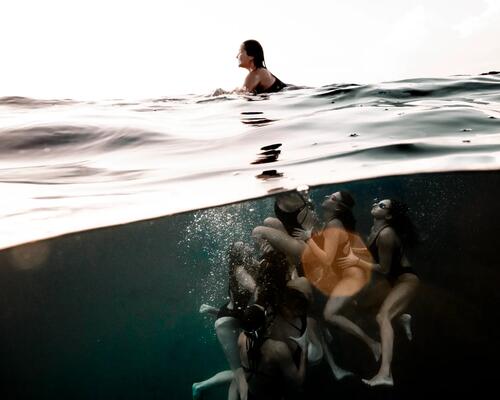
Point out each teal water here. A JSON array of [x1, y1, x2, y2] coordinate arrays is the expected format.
[[2, 170, 499, 399]]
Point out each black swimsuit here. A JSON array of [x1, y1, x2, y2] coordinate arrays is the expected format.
[[274, 201, 307, 236], [367, 225, 417, 285], [254, 74, 287, 94], [243, 316, 306, 400], [243, 336, 283, 400]]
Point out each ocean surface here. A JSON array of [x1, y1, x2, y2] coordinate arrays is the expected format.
[[1, 74, 500, 399], [1, 74, 499, 250]]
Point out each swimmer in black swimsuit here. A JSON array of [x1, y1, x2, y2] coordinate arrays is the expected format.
[[213, 40, 287, 96], [348, 199, 420, 387], [194, 242, 259, 400], [252, 190, 316, 277], [269, 277, 324, 368], [238, 304, 308, 400]]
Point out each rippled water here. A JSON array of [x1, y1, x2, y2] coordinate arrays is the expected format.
[[1, 73, 499, 249]]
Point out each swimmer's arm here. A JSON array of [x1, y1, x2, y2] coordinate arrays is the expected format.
[[307, 221, 344, 267], [234, 367, 248, 400], [235, 72, 260, 94], [235, 265, 257, 293]]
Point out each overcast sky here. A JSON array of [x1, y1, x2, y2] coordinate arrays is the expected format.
[[1, 0, 499, 98]]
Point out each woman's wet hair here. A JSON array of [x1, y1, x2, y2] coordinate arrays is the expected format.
[[332, 190, 357, 232], [243, 40, 266, 69], [256, 250, 290, 311], [241, 304, 267, 334], [387, 199, 419, 247], [242, 304, 268, 372]]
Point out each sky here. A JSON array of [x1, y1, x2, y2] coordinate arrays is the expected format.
[[1, 0, 499, 98]]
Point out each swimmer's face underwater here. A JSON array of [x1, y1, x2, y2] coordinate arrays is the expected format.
[[321, 191, 342, 212], [371, 199, 392, 219]]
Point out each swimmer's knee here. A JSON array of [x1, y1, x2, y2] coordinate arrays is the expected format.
[[263, 217, 278, 227], [376, 311, 389, 326], [215, 316, 239, 331], [252, 226, 265, 238], [323, 307, 334, 324]]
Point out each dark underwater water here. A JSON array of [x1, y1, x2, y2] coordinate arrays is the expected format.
[[1, 170, 500, 399]]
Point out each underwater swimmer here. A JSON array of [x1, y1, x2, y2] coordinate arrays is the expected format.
[[239, 304, 308, 400], [357, 199, 420, 387], [193, 242, 259, 400], [213, 40, 286, 96]]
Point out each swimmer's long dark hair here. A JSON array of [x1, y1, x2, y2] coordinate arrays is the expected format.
[[332, 190, 356, 233], [388, 199, 418, 247], [256, 250, 289, 312], [242, 304, 267, 372], [243, 40, 266, 69]]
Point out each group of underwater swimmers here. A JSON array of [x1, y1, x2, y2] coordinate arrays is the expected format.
[[193, 188, 420, 399]]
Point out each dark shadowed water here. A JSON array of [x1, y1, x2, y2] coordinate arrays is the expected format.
[[1, 171, 500, 399]]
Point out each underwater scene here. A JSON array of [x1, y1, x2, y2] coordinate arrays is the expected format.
[[2, 171, 500, 399], [1, 74, 500, 399]]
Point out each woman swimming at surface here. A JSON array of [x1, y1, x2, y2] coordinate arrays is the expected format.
[[213, 40, 286, 96]]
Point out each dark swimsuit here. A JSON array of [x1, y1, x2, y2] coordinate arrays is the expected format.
[[254, 74, 287, 94], [367, 225, 417, 285], [243, 316, 307, 400], [242, 336, 283, 400], [274, 201, 307, 236]]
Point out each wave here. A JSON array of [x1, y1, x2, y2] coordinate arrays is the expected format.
[[0, 73, 499, 249]]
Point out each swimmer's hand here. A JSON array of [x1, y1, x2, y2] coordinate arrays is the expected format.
[[352, 247, 371, 256], [259, 239, 274, 254], [337, 249, 360, 269], [199, 304, 219, 315], [212, 88, 229, 96], [298, 207, 316, 231], [293, 228, 312, 242]]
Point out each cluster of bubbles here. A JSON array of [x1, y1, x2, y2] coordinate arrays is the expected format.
[[180, 198, 273, 307]]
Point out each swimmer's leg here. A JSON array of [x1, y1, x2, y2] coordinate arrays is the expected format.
[[192, 370, 234, 399], [317, 321, 354, 380], [215, 316, 242, 370], [323, 270, 380, 359], [252, 226, 305, 260], [305, 317, 324, 365], [363, 274, 419, 387], [263, 217, 287, 233]]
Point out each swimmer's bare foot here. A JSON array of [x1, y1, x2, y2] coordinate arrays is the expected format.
[[362, 374, 394, 387], [192, 382, 202, 399], [399, 313, 412, 341], [332, 365, 355, 381]]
